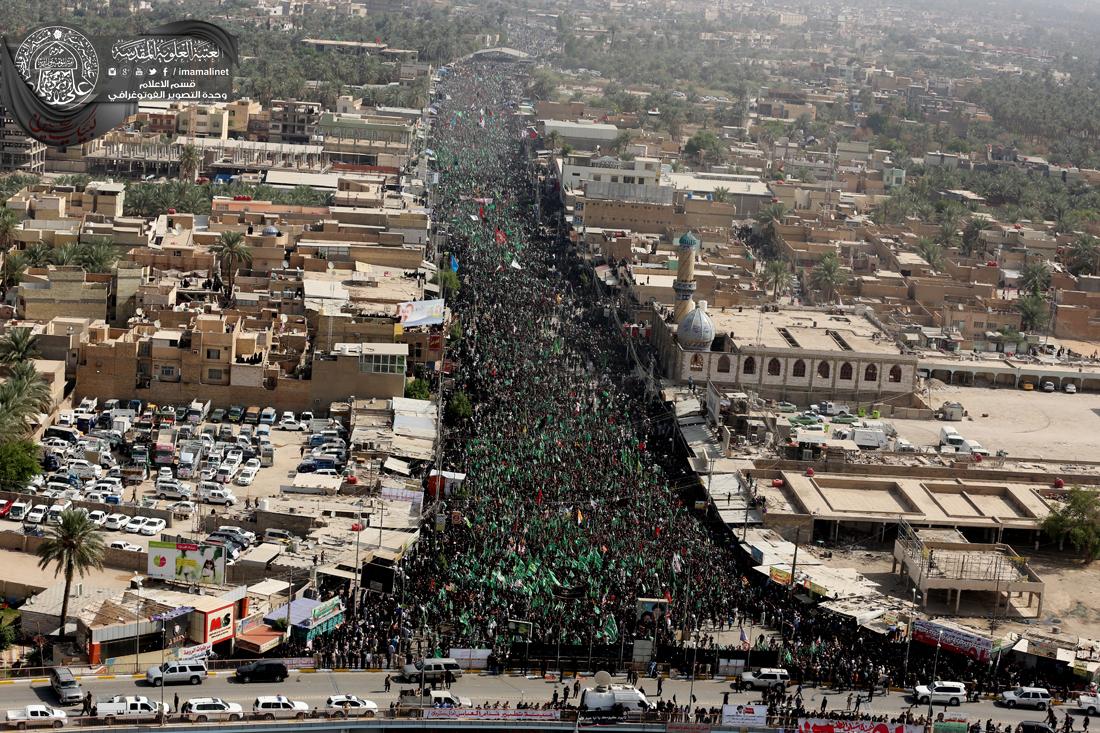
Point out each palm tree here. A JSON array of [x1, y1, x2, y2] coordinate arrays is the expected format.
[[762, 259, 791, 301], [754, 202, 788, 257], [1019, 260, 1052, 295], [960, 218, 985, 257], [0, 327, 40, 365], [76, 239, 119, 274], [1067, 235, 1099, 276], [810, 252, 846, 303], [1016, 293, 1050, 332], [22, 242, 53, 267], [917, 237, 946, 271], [0, 251, 27, 296], [712, 186, 731, 204], [51, 243, 80, 266], [545, 130, 562, 152], [36, 509, 105, 634], [0, 209, 18, 251], [209, 231, 252, 302], [178, 144, 201, 183], [0, 361, 53, 438]]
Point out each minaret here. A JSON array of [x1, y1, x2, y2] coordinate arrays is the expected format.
[[673, 231, 700, 323]]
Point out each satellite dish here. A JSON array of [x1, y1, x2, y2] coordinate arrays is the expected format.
[[594, 670, 612, 687]]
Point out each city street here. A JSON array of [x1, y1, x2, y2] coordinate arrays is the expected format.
[[0, 670, 1078, 725]]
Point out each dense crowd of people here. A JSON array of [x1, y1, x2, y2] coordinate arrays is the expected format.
[[289, 57, 1090, 726]]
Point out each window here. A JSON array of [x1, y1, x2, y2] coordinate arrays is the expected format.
[[864, 364, 878, 382], [817, 362, 830, 379], [205, 348, 221, 360], [159, 366, 175, 379], [973, 321, 985, 330], [717, 355, 731, 373], [839, 362, 853, 380], [689, 353, 704, 372], [767, 358, 782, 376], [889, 365, 903, 383], [743, 356, 756, 375], [207, 368, 223, 381], [358, 353, 407, 375], [411, 342, 423, 360], [792, 359, 806, 378]]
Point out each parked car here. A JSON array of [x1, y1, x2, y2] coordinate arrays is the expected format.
[[167, 501, 197, 516], [323, 695, 377, 718], [103, 513, 129, 530], [179, 698, 243, 723], [1042, 381, 1056, 393], [235, 661, 287, 683], [109, 540, 142, 552], [209, 408, 226, 423], [263, 528, 293, 544], [914, 681, 967, 706], [278, 412, 299, 431], [6, 704, 67, 729], [235, 468, 257, 486], [252, 696, 308, 720], [140, 518, 167, 536], [217, 525, 256, 544], [125, 516, 150, 533], [1066, 383, 1078, 394], [259, 407, 277, 425], [25, 505, 48, 524], [48, 668, 83, 706], [86, 510, 107, 527]]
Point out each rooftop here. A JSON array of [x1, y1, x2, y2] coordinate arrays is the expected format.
[[713, 309, 901, 354]]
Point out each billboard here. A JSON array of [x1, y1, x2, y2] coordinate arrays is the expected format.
[[912, 619, 996, 662], [148, 541, 228, 585], [722, 704, 767, 727], [397, 299, 445, 327], [798, 720, 924, 733]]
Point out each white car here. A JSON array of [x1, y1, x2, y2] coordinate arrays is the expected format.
[[278, 413, 299, 431], [323, 695, 377, 717], [86, 510, 108, 527], [243, 458, 261, 472], [218, 525, 256, 544], [109, 540, 142, 552], [67, 460, 101, 480], [235, 468, 257, 487], [1066, 383, 1078, 394], [140, 518, 167, 536], [167, 501, 197, 515], [180, 698, 243, 723], [125, 516, 150, 533], [252, 696, 309, 720], [158, 467, 174, 482], [913, 681, 967, 706], [103, 513, 129, 530], [25, 505, 49, 524]]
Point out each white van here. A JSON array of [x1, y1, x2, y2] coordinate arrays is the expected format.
[[47, 501, 73, 524], [146, 660, 208, 686]]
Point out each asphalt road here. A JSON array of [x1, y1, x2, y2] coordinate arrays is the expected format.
[[0, 671, 1077, 725]]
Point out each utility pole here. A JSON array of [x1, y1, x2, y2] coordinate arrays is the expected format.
[[788, 527, 802, 594]]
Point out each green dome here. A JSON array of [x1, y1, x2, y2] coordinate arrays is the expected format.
[[678, 231, 700, 247]]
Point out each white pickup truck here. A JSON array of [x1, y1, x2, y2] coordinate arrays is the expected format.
[[96, 696, 169, 724], [5, 705, 66, 729], [1078, 693, 1100, 715]]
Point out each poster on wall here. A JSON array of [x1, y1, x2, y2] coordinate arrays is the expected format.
[[912, 619, 996, 662], [148, 542, 227, 585], [722, 704, 767, 726], [798, 719, 924, 733]]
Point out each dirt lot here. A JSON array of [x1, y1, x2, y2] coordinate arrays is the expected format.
[[810, 543, 1100, 640], [891, 382, 1100, 461]]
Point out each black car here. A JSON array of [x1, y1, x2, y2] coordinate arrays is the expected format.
[[235, 661, 287, 683]]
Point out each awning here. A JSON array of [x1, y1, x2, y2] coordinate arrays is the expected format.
[[383, 457, 411, 475], [317, 565, 359, 581], [236, 626, 285, 654]]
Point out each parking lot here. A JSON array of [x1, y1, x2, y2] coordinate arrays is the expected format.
[[6, 399, 349, 558], [893, 383, 1100, 461]]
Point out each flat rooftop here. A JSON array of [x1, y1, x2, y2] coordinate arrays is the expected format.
[[759, 471, 1053, 529], [715, 309, 902, 355]]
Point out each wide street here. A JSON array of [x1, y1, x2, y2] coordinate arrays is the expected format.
[[0, 670, 1077, 725]]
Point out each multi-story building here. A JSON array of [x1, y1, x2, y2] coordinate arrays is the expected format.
[[0, 104, 46, 174], [270, 99, 322, 145], [316, 112, 416, 168], [176, 104, 230, 140]]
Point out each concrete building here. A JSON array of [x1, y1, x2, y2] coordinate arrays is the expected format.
[[13, 267, 110, 322], [543, 120, 620, 151], [652, 304, 919, 404], [270, 99, 323, 145], [0, 104, 45, 174], [176, 103, 230, 140], [316, 112, 416, 168], [310, 342, 408, 405]]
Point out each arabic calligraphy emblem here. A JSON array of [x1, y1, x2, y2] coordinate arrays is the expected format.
[[15, 26, 100, 109]]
